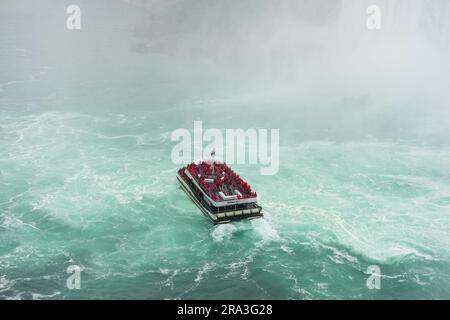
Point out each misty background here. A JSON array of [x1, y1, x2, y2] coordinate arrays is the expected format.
[[1, 0, 449, 144]]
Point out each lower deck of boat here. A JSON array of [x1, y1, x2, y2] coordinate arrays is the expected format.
[[177, 174, 263, 224]]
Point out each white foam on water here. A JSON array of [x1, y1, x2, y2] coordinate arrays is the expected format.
[[0, 276, 13, 290], [0, 110, 177, 231], [211, 224, 237, 242], [194, 263, 216, 283], [324, 245, 358, 265], [0, 212, 40, 231], [222, 244, 262, 281], [280, 245, 293, 254], [252, 218, 280, 243], [273, 140, 450, 264], [31, 291, 61, 300], [159, 268, 171, 275]]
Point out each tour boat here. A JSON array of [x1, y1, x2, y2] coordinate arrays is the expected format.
[[177, 160, 263, 224]]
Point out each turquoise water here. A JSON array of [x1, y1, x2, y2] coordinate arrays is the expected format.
[[1, 0, 450, 299]]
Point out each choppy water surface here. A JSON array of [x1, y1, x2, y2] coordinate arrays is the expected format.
[[1, 110, 449, 299], [1, 0, 450, 299]]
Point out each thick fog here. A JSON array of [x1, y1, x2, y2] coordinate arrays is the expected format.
[[2, 0, 450, 143]]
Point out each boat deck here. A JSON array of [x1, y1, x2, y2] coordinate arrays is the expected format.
[[177, 173, 263, 224]]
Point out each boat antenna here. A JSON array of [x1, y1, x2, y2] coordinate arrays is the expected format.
[[210, 148, 216, 173]]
